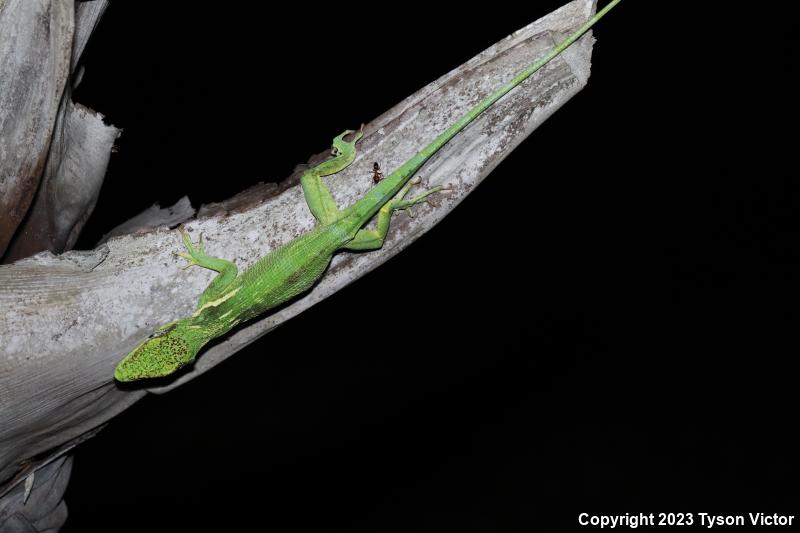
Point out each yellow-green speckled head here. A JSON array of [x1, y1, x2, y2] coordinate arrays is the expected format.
[[114, 321, 205, 382]]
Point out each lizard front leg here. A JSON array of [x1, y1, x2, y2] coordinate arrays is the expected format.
[[176, 227, 239, 308], [301, 125, 364, 224]]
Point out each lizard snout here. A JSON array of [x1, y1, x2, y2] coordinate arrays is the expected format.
[[114, 327, 199, 382]]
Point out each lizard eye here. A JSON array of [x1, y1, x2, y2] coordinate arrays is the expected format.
[[148, 323, 177, 339]]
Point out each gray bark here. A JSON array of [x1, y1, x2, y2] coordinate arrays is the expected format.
[[0, 1, 598, 530], [0, 457, 72, 533], [0, 0, 117, 263], [0, 0, 75, 258]]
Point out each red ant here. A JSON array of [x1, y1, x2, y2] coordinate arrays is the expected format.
[[372, 162, 383, 184]]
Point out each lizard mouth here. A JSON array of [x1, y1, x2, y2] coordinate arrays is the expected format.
[[114, 357, 185, 382]]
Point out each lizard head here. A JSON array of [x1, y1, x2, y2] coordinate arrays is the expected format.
[[114, 321, 205, 382]]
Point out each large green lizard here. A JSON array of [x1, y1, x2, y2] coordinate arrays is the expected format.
[[114, 0, 621, 381]]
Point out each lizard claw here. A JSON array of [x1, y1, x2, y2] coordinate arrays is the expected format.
[[176, 227, 209, 269], [175, 252, 198, 269]]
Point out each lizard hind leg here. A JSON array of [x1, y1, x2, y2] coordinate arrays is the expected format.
[[343, 178, 450, 251], [390, 177, 448, 216], [176, 226, 239, 309], [330, 124, 364, 160], [301, 124, 365, 225]]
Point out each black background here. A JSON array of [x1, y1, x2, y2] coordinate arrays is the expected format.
[[60, 1, 796, 531]]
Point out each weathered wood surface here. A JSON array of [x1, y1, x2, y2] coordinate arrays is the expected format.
[[1, 0, 118, 263], [0, 0, 74, 259], [0, 1, 598, 530]]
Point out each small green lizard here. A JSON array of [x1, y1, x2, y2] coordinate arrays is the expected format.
[[114, 0, 621, 381]]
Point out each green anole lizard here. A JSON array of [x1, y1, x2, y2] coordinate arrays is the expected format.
[[114, 0, 622, 381]]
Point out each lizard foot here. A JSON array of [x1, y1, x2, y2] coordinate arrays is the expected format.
[[391, 177, 451, 218], [175, 226, 209, 270], [331, 124, 364, 156]]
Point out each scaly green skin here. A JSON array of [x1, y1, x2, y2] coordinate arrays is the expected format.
[[114, 0, 621, 381]]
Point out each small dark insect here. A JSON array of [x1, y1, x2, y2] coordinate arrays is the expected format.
[[372, 162, 383, 184]]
